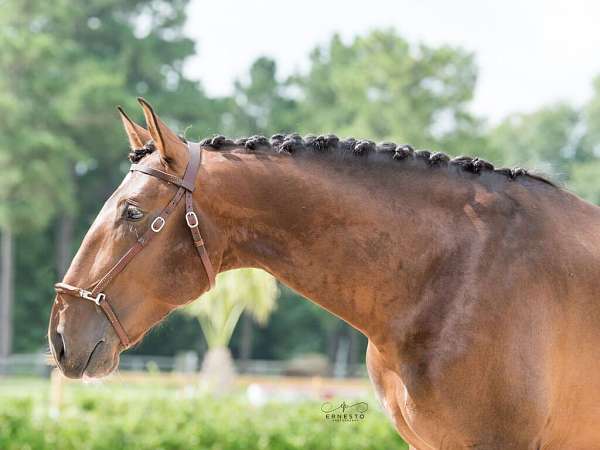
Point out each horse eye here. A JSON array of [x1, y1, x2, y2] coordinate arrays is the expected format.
[[125, 204, 144, 221]]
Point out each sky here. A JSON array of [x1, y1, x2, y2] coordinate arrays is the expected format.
[[184, 0, 600, 123]]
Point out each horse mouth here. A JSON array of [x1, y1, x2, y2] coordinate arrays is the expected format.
[[56, 339, 118, 379], [82, 340, 119, 379], [81, 339, 104, 373]]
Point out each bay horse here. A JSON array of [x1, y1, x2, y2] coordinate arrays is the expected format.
[[49, 98, 600, 449]]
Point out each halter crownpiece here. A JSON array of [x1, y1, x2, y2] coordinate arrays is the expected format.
[[54, 142, 216, 349]]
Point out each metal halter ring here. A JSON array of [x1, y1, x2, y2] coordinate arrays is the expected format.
[[81, 291, 106, 306], [185, 211, 199, 228], [151, 216, 166, 232]]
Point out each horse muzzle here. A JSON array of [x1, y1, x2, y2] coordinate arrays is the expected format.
[[48, 298, 120, 379]]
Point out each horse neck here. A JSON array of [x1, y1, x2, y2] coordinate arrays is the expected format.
[[197, 150, 472, 339]]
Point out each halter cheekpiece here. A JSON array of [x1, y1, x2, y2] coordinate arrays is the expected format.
[[54, 142, 216, 349]]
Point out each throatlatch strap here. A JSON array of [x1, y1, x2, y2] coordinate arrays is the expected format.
[[185, 191, 216, 289], [182, 143, 216, 289]]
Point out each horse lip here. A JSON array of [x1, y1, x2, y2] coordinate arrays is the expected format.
[[81, 339, 105, 377]]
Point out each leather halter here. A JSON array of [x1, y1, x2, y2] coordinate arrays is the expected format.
[[54, 142, 216, 349]]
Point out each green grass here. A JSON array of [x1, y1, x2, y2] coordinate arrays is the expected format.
[[0, 378, 407, 450]]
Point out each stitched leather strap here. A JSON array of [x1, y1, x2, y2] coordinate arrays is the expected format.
[[90, 186, 186, 295], [130, 164, 190, 189], [185, 190, 216, 289], [182, 142, 201, 191], [54, 282, 85, 297], [54, 282, 131, 348], [183, 143, 216, 289], [99, 300, 130, 347]]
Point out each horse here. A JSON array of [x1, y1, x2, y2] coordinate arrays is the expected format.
[[49, 98, 600, 449]]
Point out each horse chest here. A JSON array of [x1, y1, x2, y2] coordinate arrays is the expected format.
[[366, 341, 453, 449]]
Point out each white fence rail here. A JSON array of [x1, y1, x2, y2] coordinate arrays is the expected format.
[[0, 353, 366, 378]]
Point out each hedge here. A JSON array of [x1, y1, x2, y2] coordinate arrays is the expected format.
[[0, 379, 407, 450]]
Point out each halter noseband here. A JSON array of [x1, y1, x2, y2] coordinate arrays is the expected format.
[[54, 142, 216, 349]]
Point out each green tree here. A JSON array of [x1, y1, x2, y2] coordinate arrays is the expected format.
[[290, 30, 483, 155], [581, 76, 600, 158], [0, 0, 224, 354], [0, 0, 81, 358], [229, 57, 299, 136], [185, 269, 278, 391], [569, 161, 600, 204], [568, 76, 600, 204], [487, 103, 582, 180]]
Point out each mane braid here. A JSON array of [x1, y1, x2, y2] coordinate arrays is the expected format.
[[128, 135, 189, 163], [126, 134, 554, 187], [197, 133, 556, 187], [128, 140, 156, 163]]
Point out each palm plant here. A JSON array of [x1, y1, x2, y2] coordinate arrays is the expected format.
[[185, 268, 278, 392]]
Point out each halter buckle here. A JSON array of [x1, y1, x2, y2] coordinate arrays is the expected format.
[[81, 290, 106, 306], [185, 211, 199, 228], [151, 216, 166, 232]]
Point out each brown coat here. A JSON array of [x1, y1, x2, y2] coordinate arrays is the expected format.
[[50, 100, 600, 449]]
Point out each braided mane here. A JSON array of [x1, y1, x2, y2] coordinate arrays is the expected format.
[[128, 141, 156, 163], [129, 134, 555, 186]]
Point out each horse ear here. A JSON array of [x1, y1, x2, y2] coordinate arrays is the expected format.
[[137, 97, 188, 167], [117, 106, 151, 149]]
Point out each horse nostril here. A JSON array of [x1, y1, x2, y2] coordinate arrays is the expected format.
[[53, 330, 66, 363], [59, 335, 66, 363]]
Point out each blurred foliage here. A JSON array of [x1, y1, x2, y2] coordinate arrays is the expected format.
[[228, 57, 300, 136], [1, 0, 600, 363], [0, 0, 223, 353], [486, 103, 583, 181], [0, 380, 406, 450], [236, 284, 367, 362], [582, 76, 600, 158], [568, 161, 600, 204], [290, 30, 485, 155], [185, 269, 278, 349]]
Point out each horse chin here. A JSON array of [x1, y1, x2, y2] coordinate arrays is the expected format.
[[82, 341, 120, 379]]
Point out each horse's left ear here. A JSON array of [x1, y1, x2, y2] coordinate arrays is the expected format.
[[137, 97, 188, 168]]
